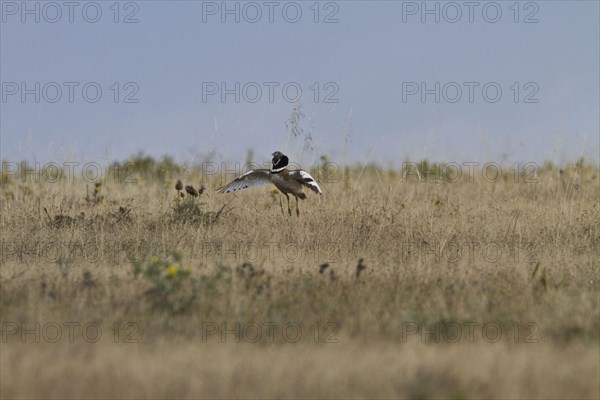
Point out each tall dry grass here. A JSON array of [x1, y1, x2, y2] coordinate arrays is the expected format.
[[1, 159, 598, 399]]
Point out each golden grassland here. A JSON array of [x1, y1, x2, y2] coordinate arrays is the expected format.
[[0, 159, 598, 399]]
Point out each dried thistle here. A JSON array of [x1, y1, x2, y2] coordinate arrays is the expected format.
[[185, 185, 199, 197], [175, 179, 183, 191], [355, 258, 366, 281], [236, 262, 255, 278]]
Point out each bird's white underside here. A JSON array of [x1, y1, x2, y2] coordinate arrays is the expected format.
[[220, 170, 272, 193]]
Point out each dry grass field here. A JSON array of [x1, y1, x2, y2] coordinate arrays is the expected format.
[[1, 157, 598, 399]]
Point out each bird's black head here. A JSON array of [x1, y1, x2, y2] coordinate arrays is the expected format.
[[271, 151, 289, 172]]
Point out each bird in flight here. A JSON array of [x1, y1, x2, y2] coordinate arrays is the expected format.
[[218, 151, 322, 216]]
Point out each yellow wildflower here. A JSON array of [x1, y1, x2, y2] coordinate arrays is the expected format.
[[166, 265, 178, 277]]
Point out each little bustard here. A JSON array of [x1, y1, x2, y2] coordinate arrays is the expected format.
[[218, 151, 322, 216]]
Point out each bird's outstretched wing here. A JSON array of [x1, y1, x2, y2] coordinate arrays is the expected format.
[[294, 170, 322, 194], [218, 169, 272, 194]]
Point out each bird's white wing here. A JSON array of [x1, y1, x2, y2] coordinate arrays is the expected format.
[[298, 170, 322, 194], [218, 170, 272, 194]]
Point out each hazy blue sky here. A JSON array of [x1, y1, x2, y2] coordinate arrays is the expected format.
[[1, 1, 598, 167]]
